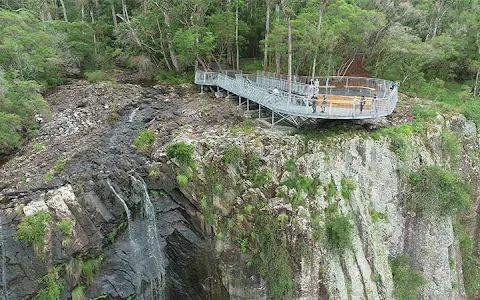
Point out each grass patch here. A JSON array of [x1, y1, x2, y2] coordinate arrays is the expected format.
[[36, 267, 64, 300], [133, 128, 155, 151], [155, 70, 193, 85], [14, 210, 51, 257], [440, 130, 461, 167], [231, 119, 256, 135], [53, 158, 65, 172], [84, 70, 112, 83], [369, 209, 388, 223], [56, 219, 73, 246], [340, 178, 356, 199], [222, 145, 244, 164], [390, 255, 427, 300], [325, 204, 353, 253], [71, 285, 85, 300], [454, 217, 480, 297], [65, 255, 104, 286], [407, 166, 471, 216], [34, 142, 45, 152]]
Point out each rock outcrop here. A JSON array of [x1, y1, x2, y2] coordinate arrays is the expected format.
[[0, 79, 478, 300]]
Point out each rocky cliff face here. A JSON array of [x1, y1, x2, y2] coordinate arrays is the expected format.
[[0, 79, 478, 300]]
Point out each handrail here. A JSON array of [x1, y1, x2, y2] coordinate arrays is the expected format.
[[195, 70, 398, 120]]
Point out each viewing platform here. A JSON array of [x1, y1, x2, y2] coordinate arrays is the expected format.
[[194, 70, 398, 127]]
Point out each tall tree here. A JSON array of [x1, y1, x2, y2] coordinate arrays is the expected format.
[[263, 0, 270, 72]]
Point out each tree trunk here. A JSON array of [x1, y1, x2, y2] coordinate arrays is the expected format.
[[263, 0, 270, 72], [58, 0, 67, 21], [160, 5, 181, 72], [280, 0, 292, 99], [474, 67, 480, 97], [311, 0, 329, 79], [235, 4, 240, 70], [156, 20, 172, 71], [275, 3, 281, 75], [111, 0, 117, 29]]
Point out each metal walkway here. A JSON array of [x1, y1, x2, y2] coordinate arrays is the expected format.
[[194, 70, 398, 127]]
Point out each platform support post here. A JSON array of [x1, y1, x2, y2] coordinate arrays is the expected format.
[[200, 85, 204, 94], [271, 110, 274, 126], [258, 105, 261, 118], [239, 96, 241, 106], [217, 85, 219, 92], [247, 98, 249, 111]]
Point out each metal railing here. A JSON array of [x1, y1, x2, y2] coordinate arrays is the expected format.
[[194, 70, 398, 120]]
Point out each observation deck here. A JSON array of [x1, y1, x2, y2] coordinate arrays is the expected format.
[[194, 70, 398, 127]]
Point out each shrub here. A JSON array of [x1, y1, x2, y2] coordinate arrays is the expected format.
[[176, 174, 189, 187], [53, 158, 65, 172], [71, 285, 85, 300], [56, 219, 73, 236], [390, 255, 426, 300], [325, 214, 353, 253], [36, 267, 64, 300], [166, 141, 195, 168], [133, 128, 155, 151], [84, 70, 111, 83], [454, 219, 480, 297], [149, 165, 161, 179], [326, 179, 337, 201], [340, 178, 356, 199], [440, 130, 461, 166], [14, 210, 51, 256], [408, 166, 471, 216], [369, 209, 388, 223], [34, 142, 45, 152], [249, 167, 272, 188], [222, 145, 244, 164]]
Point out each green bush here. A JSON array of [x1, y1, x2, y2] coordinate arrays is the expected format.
[[71, 285, 85, 300], [84, 70, 112, 83], [325, 214, 353, 253], [249, 167, 272, 188], [14, 210, 51, 256], [166, 141, 195, 168], [454, 218, 480, 297], [53, 158, 65, 172], [222, 145, 244, 164], [36, 267, 64, 300], [340, 178, 356, 199], [326, 179, 337, 201], [133, 128, 155, 151], [56, 219, 73, 236], [408, 166, 471, 216], [176, 174, 189, 187], [155, 70, 193, 84], [440, 130, 461, 166], [390, 255, 426, 300]]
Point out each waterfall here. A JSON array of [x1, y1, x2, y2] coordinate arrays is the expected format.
[[130, 174, 165, 300], [106, 180, 141, 290], [128, 107, 140, 122], [0, 215, 8, 300]]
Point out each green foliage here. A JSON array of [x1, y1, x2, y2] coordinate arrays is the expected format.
[[91, 296, 107, 300], [33, 142, 45, 152], [454, 218, 480, 297], [14, 210, 51, 256], [283, 159, 296, 173], [326, 179, 337, 201], [408, 166, 471, 216], [65, 255, 103, 287], [250, 213, 294, 299], [53, 158, 65, 172], [373, 124, 416, 160], [390, 255, 427, 300], [231, 120, 256, 135], [222, 145, 244, 164], [155, 70, 194, 85], [325, 213, 353, 253], [166, 141, 195, 168], [214, 183, 223, 193], [133, 129, 155, 151], [249, 167, 272, 188], [369, 209, 388, 223], [176, 174, 189, 187], [44, 172, 54, 181], [71, 285, 85, 300], [36, 267, 64, 300], [340, 178, 356, 200], [84, 70, 112, 83], [56, 219, 73, 245], [440, 130, 461, 166], [149, 165, 161, 179]]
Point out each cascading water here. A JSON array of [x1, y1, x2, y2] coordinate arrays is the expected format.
[[128, 107, 140, 123], [130, 174, 165, 300], [0, 215, 8, 300], [106, 180, 141, 289]]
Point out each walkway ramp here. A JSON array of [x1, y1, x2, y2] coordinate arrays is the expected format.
[[195, 70, 398, 126]]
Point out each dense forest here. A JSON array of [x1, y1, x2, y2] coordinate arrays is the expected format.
[[0, 0, 479, 155]]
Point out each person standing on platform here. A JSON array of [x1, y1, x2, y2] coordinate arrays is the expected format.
[[311, 94, 317, 113], [321, 95, 327, 113], [372, 94, 378, 113], [360, 95, 366, 113]]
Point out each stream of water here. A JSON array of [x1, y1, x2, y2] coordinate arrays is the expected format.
[[130, 174, 165, 300], [0, 214, 8, 300]]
